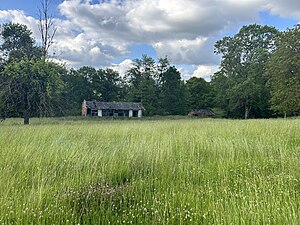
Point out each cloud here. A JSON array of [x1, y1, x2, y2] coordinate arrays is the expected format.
[[58, 0, 262, 43], [179, 65, 219, 81], [1, 0, 300, 69], [192, 65, 219, 81], [0, 10, 40, 40], [154, 37, 220, 65], [264, 0, 300, 18], [50, 32, 127, 67], [109, 59, 133, 77], [127, 0, 260, 39], [55, 0, 270, 66], [0, 9, 128, 67]]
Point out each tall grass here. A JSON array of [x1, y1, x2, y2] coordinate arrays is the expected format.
[[0, 118, 299, 224]]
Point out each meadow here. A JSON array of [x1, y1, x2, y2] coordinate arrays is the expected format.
[[0, 118, 299, 224]]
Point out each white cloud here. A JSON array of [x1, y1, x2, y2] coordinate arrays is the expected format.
[[192, 65, 219, 81], [109, 59, 133, 77], [53, 0, 265, 67], [0, 10, 40, 40], [55, 0, 272, 66], [178, 67, 193, 81], [154, 37, 220, 65], [179, 65, 219, 81], [127, 0, 260, 39], [1, 0, 300, 70], [0, 9, 127, 67], [264, 0, 300, 18]]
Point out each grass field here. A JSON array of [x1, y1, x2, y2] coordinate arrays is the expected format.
[[0, 118, 299, 224]]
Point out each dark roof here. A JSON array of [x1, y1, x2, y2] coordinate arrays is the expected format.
[[86, 101, 145, 110]]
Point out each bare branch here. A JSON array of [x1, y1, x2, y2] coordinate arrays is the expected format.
[[38, 0, 56, 58]]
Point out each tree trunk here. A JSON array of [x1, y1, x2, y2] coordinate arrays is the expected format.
[[24, 115, 30, 125], [245, 106, 249, 119]]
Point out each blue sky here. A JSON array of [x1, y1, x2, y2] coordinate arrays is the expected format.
[[1, 0, 300, 80]]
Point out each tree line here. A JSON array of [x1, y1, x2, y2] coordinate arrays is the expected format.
[[0, 22, 299, 123]]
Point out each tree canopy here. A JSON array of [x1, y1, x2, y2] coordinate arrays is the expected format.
[[213, 24, 279, 118], [0, 22, 42, 61], [0, 22, 64, 124], [0, 21, 299, 122], [267, 25, 300, 117]]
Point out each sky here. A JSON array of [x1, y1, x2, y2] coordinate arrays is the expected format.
[[0, 0, 300, 80]]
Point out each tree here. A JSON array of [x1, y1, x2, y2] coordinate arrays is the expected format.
[[213, 24, 279, 119], [60, 67, 94, 115], [210, 71, 230, 115], [0, 22, 42, 61], [38, 0, 57, 58], [0, 58, 65, 124], [93, 68, 123, 102], [0, 21, 65, 124], [161, 66, 188, 115], [63, 67, 124, 115], [267, 25, 300, 117], [186, 77, 213, 111], [125, 55, 161, 116]]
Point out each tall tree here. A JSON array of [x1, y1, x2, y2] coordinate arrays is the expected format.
[[267, 25, 300, 117], [0, 22, 42, 61], [186, 77, 213, 111], [213, 24, 279, 119], [60, 67, 93, 115], [126, 55, 161, 116], [0, 58, 65, 124], [93, 68, 123, 102], [63, 67, 124, 115], [0, 22, 64, 124], [38, 0, 57, 58], [161, 66, 188, 115], [210, 71, 229, 114]]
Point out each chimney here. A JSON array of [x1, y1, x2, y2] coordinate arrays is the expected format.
[[82, 100, 87, 116]]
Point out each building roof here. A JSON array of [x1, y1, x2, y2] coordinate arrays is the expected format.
[[85, 101, 145, 110]]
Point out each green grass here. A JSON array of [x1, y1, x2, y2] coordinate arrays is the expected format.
[[0, 118, 299, 224]]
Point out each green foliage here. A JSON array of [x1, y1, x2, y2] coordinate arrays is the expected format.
[[61, 68, 93, 115], [0, 22, 42, 61], [161, 66, 188, 115], [93, 68, 124, 102], [186, 77, 213, 111], [0, 58, 65, 118], [213, 24, 279, 119], [126, 55, 161, 116], [267, 25, 300, 116], [1, 21, 299, 120], [0, 22, 61, 123], [0, 22, 33, 53], [126, 55, 188, 116], [63, 66, 124, 115]]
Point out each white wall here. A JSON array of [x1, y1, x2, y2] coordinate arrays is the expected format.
[[138, 110, 142, 118], [98, 109, 102, 117]]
